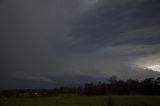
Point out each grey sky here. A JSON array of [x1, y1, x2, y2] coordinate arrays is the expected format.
[[1, 0, 160, 89]]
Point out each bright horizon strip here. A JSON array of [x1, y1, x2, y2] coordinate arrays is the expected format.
[[147, 65, 160, 72]]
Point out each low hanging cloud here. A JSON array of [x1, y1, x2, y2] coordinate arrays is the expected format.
[[1, 0, 160, 89]]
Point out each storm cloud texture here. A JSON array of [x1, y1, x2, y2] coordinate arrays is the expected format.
[[1, 0, 160, 89]]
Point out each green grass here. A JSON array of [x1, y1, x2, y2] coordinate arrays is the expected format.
[[0, 96, 160, 106]]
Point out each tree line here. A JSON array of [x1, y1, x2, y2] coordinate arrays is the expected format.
[[0, 77, 160, 97]]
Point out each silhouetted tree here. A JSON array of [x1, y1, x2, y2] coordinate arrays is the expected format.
[[0, 77, 160, 97]]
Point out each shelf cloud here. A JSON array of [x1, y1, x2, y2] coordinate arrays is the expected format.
[[1, 0, 160, 89]]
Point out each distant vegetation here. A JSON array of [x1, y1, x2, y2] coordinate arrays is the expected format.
[[0, 77, 160, 97]]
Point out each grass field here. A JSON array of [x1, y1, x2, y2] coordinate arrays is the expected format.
[[0, 96, 160, 106]]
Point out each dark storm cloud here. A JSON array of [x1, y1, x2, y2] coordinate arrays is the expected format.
[[71, 0, 160, 47], [1, 0, 160, 89]]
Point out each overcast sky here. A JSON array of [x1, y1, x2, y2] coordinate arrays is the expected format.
[[1, 0, 160, 89]]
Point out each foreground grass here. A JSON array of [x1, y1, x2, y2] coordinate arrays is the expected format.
[[0, 96, 160, 106]]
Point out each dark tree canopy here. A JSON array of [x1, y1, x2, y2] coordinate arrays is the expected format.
[[0, 77, 160, 97]]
